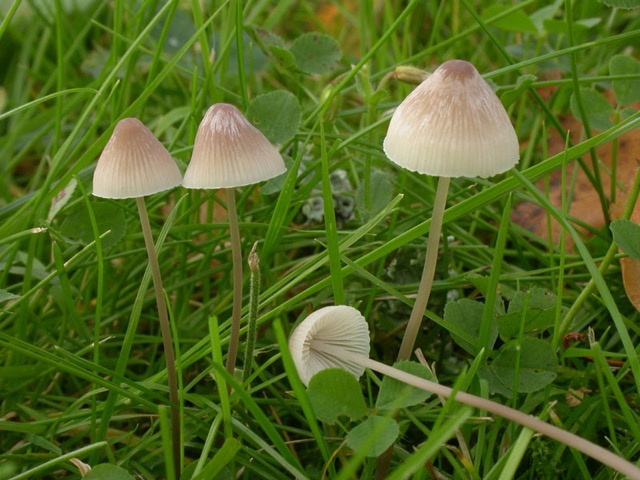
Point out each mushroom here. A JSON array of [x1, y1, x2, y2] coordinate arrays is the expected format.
[[383, 59, 520, 361], [288, 305, 370, 386], [288, 306, 640, 479], [183, 103, 286, 376], [93, 118, 183, 199], [93, 117, 182, 478]]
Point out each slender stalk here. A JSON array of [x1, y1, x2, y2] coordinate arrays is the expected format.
[[319, 344, 640, 480], [379, 176, 451, 478], [225, 188, 243, 377], [135, 197, 181, 480], [242, 242, 260, 385], [397, 176, 451, 361]]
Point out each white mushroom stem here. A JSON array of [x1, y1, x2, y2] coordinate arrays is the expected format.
[[135, 197, 181, 477], [397, 175, 450, 361], [315, 343, 640, 479], [224, 188, 243, 377]]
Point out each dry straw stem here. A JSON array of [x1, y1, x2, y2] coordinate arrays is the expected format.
[[242, 242, 261, 385]]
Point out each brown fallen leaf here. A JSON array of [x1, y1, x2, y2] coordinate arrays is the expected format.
[[512, 88, 640, 312], [315, 1, 361, 55], [620, 256, 640, 312], [511, 109, 640, 245], [566, 387, 591, 408], [611, 187, 640, 313]]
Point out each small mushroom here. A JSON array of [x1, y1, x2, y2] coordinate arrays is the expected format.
[[383, 60, 520, 361], [288, 306, 640, 478], [93, 117, 182, 198], [92, 117, 182, 478], [183, 103, 286, 189], [288, 305, 370, 386], [183, 103, 285, 376]]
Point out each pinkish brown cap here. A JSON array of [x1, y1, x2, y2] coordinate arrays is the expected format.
[[383, 59, 519, 178], [183, 103, 286, 189], [92, 117, 182, 199]]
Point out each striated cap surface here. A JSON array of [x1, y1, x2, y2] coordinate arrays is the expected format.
[[183, 103, 286, 189], [383, 59, 519, 178], [288, 305, 371, 386], [93, 117, 182, 199]]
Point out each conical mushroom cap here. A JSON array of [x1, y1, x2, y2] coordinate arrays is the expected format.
[[288, 305, 371, 386], [383, 59, 519, 178], [183, 103, 286, 189], [92, 117, 182, 199]]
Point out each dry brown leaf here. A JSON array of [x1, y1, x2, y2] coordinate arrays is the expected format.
[[566, 387, 591, 407], [621, 256, 640, 312], [616, 188, 640, 313], [511, 88, 640, 312], [511, 93, 640, 245], [314, 0, 365, 55], [511, 89, 640, 311]]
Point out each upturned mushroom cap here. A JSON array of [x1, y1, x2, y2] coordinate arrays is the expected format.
[[383, 59, 519, 178], [92, 117, 182, 199], [182, 103, 286, 189], [288, 305, 371, 386]]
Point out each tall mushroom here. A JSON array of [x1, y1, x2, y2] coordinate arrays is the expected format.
[[93, 117, 183, 478], [288, 306, 640, 479], [383, 59, 520, 362], [183, 103, 286, 377]]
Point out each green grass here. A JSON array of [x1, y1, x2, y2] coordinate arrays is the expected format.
[[2, 0, 640, 478]]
